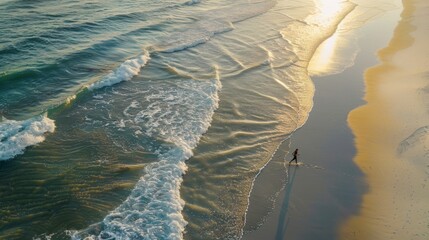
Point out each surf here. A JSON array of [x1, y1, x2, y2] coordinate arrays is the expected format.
[[0, 0, 336, 239]]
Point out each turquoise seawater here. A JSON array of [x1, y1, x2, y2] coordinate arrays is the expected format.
[[0, 0, 367, 239]]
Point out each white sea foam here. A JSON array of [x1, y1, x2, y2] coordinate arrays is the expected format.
[[0, 50, 148, 160], [87, 51, 150, 91], [0, 115, 55, 161], [65, 94, 77, 105], [123, 100, 140, 117], [69, 2, 277, 239], [72, 69, 221, 240]]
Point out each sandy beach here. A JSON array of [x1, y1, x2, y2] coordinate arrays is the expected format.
[[2, 0, 427, 239], [343, 0, 429, 239], [242, 1, 411, 239]]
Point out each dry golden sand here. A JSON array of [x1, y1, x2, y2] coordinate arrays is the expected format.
[[343, 0, 429, 239]]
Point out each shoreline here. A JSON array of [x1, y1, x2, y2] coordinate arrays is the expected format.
[[343, 0, 429, 238], [242, 4, 401, 240]]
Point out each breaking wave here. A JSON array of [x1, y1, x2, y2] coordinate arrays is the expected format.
[[0, 115, 55, 161], [87, 51, 151, 91], [71, 69, 222, 239]]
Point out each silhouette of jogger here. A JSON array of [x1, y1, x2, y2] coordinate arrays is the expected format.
[[289, 148, 299, 165]]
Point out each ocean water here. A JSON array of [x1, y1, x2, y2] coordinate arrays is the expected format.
[[0, 0, 392, 239]]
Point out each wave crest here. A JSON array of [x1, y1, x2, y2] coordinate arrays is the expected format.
[[87, 51, 151, 91], [0, 115, 55, 161], [71, 68, 221, 240]]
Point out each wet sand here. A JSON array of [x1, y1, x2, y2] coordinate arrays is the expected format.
[[242, 3, 403, 240], [343, 0, 429, 239]]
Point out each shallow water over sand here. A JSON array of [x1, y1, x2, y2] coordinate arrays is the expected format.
[[0, 0, 408, 239]]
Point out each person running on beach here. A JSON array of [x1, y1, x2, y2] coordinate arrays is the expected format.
[[289, 148, 299, 165]]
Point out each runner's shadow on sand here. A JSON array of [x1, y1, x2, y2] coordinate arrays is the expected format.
[[275, 164, 298, 239]]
